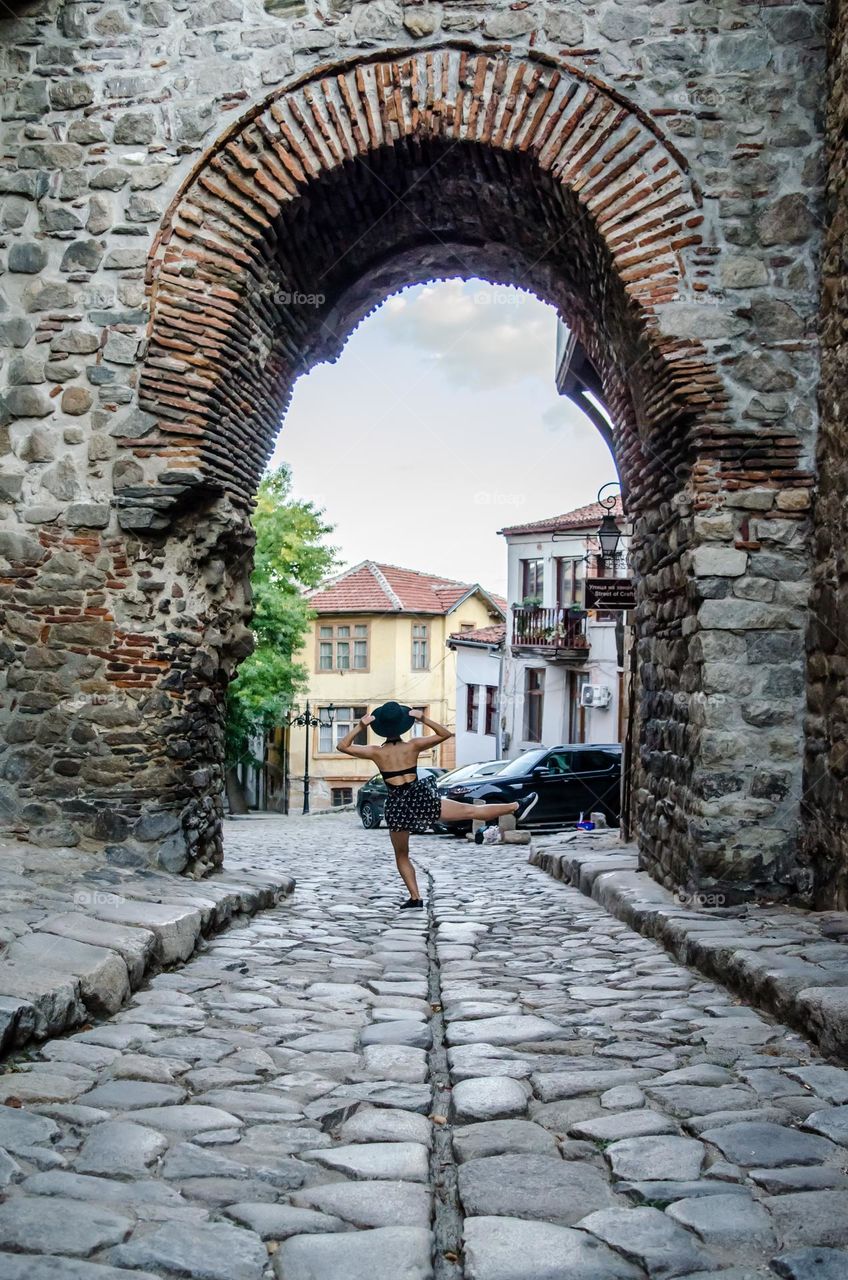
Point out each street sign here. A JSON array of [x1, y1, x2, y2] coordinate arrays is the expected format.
[[585, 578, 637, 611]]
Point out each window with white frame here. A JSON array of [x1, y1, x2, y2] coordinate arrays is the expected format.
[[317, 706, 367, 753], [317, 623, 368, 671], [411, 623, 429, 670]]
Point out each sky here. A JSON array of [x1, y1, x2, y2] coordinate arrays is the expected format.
[[269, 279, 616, 597]]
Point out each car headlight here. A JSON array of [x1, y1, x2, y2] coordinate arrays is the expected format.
[[445, 785, 471, 796]]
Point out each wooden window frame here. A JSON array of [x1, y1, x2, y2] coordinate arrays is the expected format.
[[466, 684, 480, 733], [313, 620, 371, 673], [411, 621, 430, 672], [484, 685, 497, 737], [524, 668, 544, 743], [520, 557, 544, 604], [410, 704, 428, 740], [555, 556, 585, 610], [314, 705, 368, 756]]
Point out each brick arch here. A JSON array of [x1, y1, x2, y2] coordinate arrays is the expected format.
[[122, 45, 720, 535], [84, 42, 811, 893]]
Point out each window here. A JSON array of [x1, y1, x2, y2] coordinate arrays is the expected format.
[[466, 685, 480, 733], [524, 668, 544, 743], [331, 787, 353, 807], [411, 623, 429, 670], [556, 557, 585, 609], [484, 685, 497, 737], [317, 623, 368, 671], [521, 558, 544, 604], [459, 622, 475, 632], [410, 705, 427, 738], [572, 748, 619, 773], [317, 706, 367, 753]]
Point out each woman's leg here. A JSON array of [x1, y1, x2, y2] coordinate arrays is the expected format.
[[439, 798, 519, 822], [389, 829, 421, 899]]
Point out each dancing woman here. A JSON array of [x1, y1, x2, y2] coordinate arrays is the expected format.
[[338, 701, 537, 909]]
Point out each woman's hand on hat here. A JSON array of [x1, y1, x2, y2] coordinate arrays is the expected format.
[[409, 709, 423, 720], [360, 713, 375, 726]]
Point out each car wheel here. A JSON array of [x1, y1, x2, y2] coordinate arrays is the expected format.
[[360, 802, 381, 829]]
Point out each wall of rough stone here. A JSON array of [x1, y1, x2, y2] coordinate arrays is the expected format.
[[0, 0, 826, 895], [805, 0, 848, 908]]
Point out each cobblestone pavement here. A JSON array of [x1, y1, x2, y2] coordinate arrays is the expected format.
[[1, 815, 848, 1280]]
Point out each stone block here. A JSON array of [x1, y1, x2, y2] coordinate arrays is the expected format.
[[65, 502, 110, 528], [60, 239, 104, 273], [721, 256, 768, 288], [3, 386, 53, 418], [22, 277, 77, 311], [38, 910, 155, 986], [49, 79, 94, 110], [7, 354, 45, 385], [691, 546, 748, 577], [2, 932, 130, 1016], [8, 242, 47, 273]]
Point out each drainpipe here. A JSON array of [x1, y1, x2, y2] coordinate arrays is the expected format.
[[495, 640, 505, 759]]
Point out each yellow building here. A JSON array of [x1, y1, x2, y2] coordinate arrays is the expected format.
[[286, 561, 505, 811]]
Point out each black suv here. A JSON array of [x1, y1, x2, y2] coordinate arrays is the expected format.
[[436, 744, 622, 834], [356, 766, 446, 829]]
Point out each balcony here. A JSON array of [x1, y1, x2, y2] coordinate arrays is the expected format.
[[511, 606, 590, 659]]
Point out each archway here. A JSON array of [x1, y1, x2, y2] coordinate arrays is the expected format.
[[3, 46, 813, 897]]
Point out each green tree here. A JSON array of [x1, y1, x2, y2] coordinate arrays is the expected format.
[[225, 465, 336, 796]]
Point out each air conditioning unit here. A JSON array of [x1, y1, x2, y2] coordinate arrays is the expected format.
[[580, 684, 611, 709]]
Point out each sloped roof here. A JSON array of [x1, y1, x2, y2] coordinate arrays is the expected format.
[[499, 497, 624, 538], [308, 560, 505, 617], [448, 623, 506, 648]]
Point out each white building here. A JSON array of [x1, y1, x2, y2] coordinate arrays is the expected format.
[[498, 500, 628, 757], [446, 624, 505, 767]]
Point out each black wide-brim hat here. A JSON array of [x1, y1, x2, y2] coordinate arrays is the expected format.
[[371, 701, 414, 739]]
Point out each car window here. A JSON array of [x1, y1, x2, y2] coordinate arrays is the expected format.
[[543, 751, 576, 774], [439, 763, 482, 785], [571, 749, 619, 773], [497, 750, 547, 778]]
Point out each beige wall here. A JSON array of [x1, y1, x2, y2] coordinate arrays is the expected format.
[[288, 597, 496, 809]]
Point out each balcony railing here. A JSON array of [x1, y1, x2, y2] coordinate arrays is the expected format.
[[511, 606, 589, 655]]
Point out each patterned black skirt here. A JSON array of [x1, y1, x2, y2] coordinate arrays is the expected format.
[[384, 775, 442, 833]]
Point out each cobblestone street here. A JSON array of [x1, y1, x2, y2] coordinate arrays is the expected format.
[[1, 815, 848, 1280]]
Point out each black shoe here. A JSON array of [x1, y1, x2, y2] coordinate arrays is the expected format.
[[513, 792, 539, 824], [474, 828, 485, 845], [400, 898, 424, 910]]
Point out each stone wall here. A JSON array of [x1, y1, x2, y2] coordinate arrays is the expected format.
[[804, 0, 848, 907], [0, 0, 826, 895]]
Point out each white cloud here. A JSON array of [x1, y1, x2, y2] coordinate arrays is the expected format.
[[382, 279, 558, 390]]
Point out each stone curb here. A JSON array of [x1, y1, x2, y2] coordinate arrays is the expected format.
[[0, 841, 295, 1058], [529, 832, 848, 1063]]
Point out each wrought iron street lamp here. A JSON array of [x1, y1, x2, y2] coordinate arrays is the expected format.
[[283, 701, 335, 815], [596, 482, 624, 565]]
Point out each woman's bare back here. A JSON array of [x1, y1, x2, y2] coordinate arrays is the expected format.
[[373, 739, 421, 782]]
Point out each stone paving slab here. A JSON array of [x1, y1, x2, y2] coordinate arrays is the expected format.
[[0, 814, 847, 1280], [530, 830, 848, 1061], [0, 831, 295, 1054]]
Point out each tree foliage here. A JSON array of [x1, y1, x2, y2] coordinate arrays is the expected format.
[[225, 465, 336, 767]]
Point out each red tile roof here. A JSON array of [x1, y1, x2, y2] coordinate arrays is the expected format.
[[308, 561, 505, 617], [499, 497, 624, 538], [448, 623, 506, 647]]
